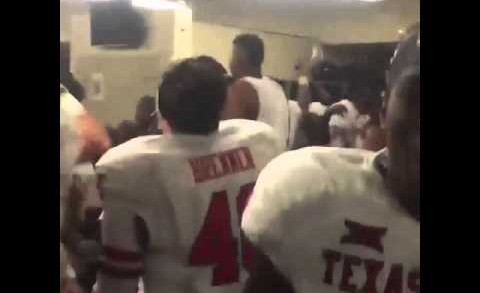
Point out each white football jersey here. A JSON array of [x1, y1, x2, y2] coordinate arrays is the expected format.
[[287, 100, 302, 150], [328, 100, 370, 148], [242, 147, 420, 293], [96, 119, 283, 293], [60, 85, 85, 281], [242, 76, 290, 149], [60, 87, 85, 199]]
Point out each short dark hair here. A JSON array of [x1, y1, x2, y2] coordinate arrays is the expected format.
[[196, 55, 227, 76], [158, 57, 228, 135], [233, 34, 264, 67]]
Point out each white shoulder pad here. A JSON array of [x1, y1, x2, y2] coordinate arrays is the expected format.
[[95, 135, 161, 202], [220, 119, 283, 151], [96, 136, 159, 170], [242, 147, 375, 247]]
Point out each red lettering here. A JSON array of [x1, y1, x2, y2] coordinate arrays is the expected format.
[[383, 264, 403, 293], [189, 159, 205, 182], [241, 147, 255, 169], [341, 219, 387, 253], [339, 254, 362, 292], [189, 148, 255, 183], [408, 269, 420, 293], [189, 183, 256, 285], [189, 155, 217, 183], [360, 259, 384, 293], [323, 249, 342, 285], [227, 152, 239, 172], [219, 154, 231, 175], [189, 191, 238, 285]]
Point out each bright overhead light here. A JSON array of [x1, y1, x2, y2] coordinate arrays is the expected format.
[[131, 0, 187, 10]]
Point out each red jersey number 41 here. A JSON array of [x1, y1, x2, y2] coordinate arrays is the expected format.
[[189, 182, 255, 286]]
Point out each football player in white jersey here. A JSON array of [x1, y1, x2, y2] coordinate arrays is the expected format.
[[307, 60, 374, 149], [96, 57, 283, 293], [222, 34, 290, 149], [61, 85, 112, 293], [241, 28, 420, 293]]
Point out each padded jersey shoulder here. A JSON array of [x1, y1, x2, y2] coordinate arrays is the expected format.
[[96, 135, 162, 170], [242, 147, 380, 245], [219, 119, 281, 148], [95, 135, 164, 204]]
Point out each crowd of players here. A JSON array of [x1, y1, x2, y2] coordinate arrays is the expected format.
[[60, 23, 420, 293]]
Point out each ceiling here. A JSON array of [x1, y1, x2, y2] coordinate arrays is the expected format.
[[61, 0, 420, 43], [192, 0, 420, 43]]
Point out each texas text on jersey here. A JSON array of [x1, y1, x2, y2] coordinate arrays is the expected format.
[[242, 147, 420, 293], [96, 119, 282, 293]]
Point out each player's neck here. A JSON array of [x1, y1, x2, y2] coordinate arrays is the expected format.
[[242, 68, 262, 79]]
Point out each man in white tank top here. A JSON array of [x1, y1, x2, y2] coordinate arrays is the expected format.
[[222, 34, 290, 150]]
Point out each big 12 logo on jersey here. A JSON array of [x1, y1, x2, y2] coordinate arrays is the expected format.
[[321, 219, 419, 293]]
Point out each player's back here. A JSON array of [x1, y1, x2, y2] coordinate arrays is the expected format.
[[97, 119, 283, 293], [242, 76, 290, 148], [242, 147, 420, 293]]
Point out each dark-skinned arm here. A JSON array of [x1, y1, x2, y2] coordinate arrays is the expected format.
[[221, 79, 259, 120]]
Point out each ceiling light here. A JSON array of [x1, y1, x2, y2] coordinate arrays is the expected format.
[[131, 0, 186, 10]]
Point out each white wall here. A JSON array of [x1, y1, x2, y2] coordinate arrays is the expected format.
[[193, 22, 314, 81], [65, 7, 192, 125], [62, 5, 314, 125], [61, 0, 418, 125]]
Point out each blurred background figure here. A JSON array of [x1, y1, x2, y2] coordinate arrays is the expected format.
[[60, 84, 84, 293], [307, 60, 347, 115], [61, 41, 111, 293], [108, 95, 160, 147], [343, 64, 386, 151]]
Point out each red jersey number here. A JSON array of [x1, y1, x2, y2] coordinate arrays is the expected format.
[[189, 183, 255, 286]]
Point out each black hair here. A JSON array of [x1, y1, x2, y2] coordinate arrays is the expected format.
[[233, 34, 265, 67], [196, 55, 227, 75], [158, 57, 228, 135]]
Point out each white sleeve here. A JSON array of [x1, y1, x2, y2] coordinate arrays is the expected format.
[[242, 152, 304, 249], [97, 199, 145, 293], [308, 102, 327, 116]]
